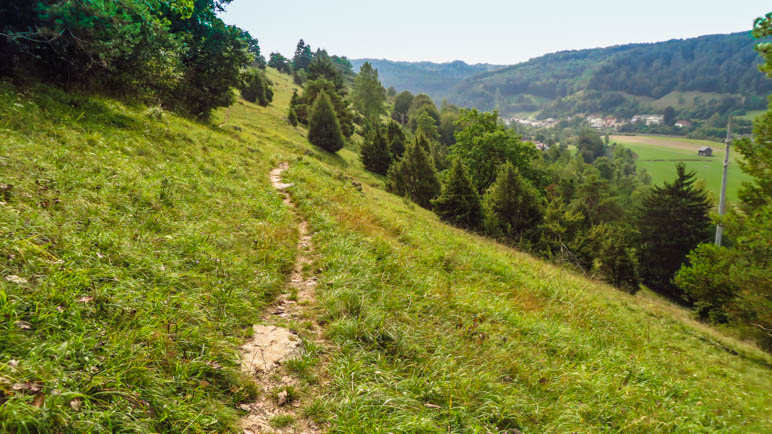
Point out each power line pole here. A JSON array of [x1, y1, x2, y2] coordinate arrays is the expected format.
[[715, 115, 732, 246]]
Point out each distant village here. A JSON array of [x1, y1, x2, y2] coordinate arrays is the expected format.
[[505, 114, 693, 131]]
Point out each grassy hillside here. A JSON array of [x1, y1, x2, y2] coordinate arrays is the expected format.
[[611, 135, 753, 203], [1, 70, 771, 432]]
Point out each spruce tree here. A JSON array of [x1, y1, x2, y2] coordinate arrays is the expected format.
[[360, 124, 392, 175], [386, 120, 406, 159], [637, 163, 712, 297], [431, 159, 483, 229], [386, 136, 440, 208], [308, 90, 345, 153], [484, 162, 545, 240]]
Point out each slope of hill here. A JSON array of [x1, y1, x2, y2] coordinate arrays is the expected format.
[[1, 70, 771, 432], [445, 32, 771, 117], [350, 59, 502, 101]]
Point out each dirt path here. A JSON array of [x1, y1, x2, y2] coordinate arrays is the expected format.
[[238, 163, 323, 433]]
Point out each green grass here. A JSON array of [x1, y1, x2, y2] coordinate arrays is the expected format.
[[0, 78, 300, 431], [736, 109, 766, 121], [1, 70, 771, 432], [611, 135, 753, 203], [650, 91, 735, 110]]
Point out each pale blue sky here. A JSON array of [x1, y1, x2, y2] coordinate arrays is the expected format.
[[220, 1, 770, 65]]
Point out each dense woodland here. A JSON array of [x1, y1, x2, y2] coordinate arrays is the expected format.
[[443, 32, 772, 120], [1, 0, 770, 357]]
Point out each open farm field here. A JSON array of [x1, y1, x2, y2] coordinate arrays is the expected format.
[[611, 135, 752, 203]]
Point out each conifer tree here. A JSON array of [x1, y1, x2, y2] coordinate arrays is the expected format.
[[431, 159, 483, 229], [674, 14, 772, 349], [353, 62, 387, 122], [386, 136, 440, 208], [360, 124, 392, 175], [637, 163, 712, 297], [414, 109, 440, 142], [287, 107, 298, 126], [484, 162, 545, 240], [308, 90, 344, 153], [386, 120, 406, 159]]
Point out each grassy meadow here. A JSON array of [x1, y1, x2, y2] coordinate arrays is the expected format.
[[610, 134, 753, 203], [1, 70, 770, 432]]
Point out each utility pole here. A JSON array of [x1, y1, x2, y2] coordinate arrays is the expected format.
[[715, 115, 732, 246]]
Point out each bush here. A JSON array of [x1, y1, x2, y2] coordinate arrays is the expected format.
[[1, 0, 254, 120], [240, 68, 272, 106]]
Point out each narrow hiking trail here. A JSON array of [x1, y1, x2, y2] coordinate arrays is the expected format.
[[238, 163, 324, 433]]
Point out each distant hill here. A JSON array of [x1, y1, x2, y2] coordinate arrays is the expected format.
[[350, 59, 503, 101], [355, 33, 770, 119], [448, 31, 771, 118]]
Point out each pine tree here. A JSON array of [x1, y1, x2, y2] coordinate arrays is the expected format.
[[308, 90, 345, 153], [360, 124, 392, 175], [637, 163, 712, 297], [386, 120, 406, 159], [386, 136, 440, 208], [484, 162, 545, 240], [431, 159, 483, 229]]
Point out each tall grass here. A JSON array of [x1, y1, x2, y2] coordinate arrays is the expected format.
[[0, 80, 297, 431], [1, 69, 770, 432]]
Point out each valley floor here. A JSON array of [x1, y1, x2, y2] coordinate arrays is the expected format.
[[0, 69, 770, 432]]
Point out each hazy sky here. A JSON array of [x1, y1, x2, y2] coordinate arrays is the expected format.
[[220, 1, 770, 65]]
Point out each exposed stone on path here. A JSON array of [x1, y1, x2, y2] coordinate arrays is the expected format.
[[240, 325, 301, 375]]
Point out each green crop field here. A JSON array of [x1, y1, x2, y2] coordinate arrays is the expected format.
[[737, 109, 766, 121], [611, 135, 752, 203], [1, 70, 770, 432]]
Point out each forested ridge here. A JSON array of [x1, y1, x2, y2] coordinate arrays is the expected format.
[[442, 32, 771, 116], [350, 59, 502, 102]]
